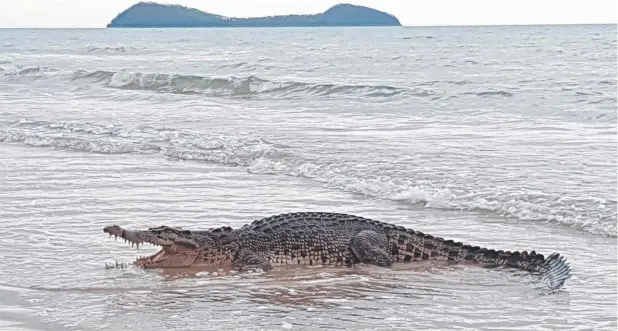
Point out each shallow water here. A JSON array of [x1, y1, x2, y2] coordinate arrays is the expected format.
[[0, 25, 616, 330]]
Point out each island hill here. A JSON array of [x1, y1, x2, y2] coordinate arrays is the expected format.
[[107, 2, 402, 28]]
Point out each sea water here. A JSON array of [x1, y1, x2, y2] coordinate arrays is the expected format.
[[0, 25, 616, 330]]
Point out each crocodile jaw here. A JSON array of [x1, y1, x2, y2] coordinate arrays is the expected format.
[[103, 225, 200, 268], [102, 225, 237, 269], [134, 245, 199, 269]]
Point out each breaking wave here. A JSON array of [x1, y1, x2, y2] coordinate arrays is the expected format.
[[1, 119, 615, 237], [2, 64, 534, 101], [0, 62, 58, 77], [68, 70, 412, 99], [1, 64, 417, 100]]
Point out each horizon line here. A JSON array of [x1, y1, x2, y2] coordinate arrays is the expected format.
[[0, 22, 616, 29]]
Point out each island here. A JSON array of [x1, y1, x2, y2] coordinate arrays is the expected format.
[[107, 2, 402, 28]]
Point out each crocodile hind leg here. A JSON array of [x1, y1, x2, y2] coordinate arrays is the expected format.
[[350, 230, 393, 267], [233, 250, 272, 272]]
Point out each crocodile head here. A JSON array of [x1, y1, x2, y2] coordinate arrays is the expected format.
[[103, 225, 236, 269]]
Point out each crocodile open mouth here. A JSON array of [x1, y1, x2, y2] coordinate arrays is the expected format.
[[103, 225, 198, 268], [133, 246, 167, 267]]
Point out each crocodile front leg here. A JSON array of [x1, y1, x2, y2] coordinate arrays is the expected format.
[[234, 250, 273, 272], [350, 230, 393, 268]]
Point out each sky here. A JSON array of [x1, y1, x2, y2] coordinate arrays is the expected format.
[[0, 0, 616, 28]]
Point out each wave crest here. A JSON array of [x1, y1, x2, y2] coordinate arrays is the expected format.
[[2, 119, 615, 237], [68, 70, 412, 99]]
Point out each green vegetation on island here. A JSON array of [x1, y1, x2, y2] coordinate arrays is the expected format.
[[107, 2, 402, 28]]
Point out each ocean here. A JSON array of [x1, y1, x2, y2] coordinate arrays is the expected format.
[[0, 25, 616, 330]]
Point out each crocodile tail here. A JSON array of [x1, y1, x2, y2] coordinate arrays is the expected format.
[[537, 252, 572, 290], [470, 248, 572, 290], [396, 229, 572, 290]]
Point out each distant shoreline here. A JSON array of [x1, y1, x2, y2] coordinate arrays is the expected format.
[[106, 2, 402, 28], [0, 23, 615, 30]]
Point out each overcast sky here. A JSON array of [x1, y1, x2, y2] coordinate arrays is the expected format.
[[1, 0, 616, 28]]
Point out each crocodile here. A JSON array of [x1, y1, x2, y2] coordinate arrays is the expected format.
[[103, 211, 572, 290]]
